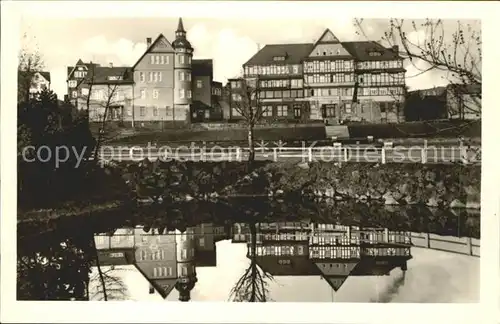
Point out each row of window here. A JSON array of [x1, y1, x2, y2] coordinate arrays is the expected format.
[[139, 71, 163, 83], [306, 73, 356, 84], [244, 64, 301, 76], [310, 246, 361, 259], [321, 101, 399, 117], [152, 267, 174, 278], [304, 60, 354, 73], [138, 249, 166, 261], [250, 245, 306, 256], [260, 89, 305, 99], [232, 104, 303, 118], [359, 72, 405, 85], [74, 71, 87, 78], [309, 86, 404, 97], [259, 79, 303, 89], [357, 60, 404, 70], [149, 54, 191, 65]]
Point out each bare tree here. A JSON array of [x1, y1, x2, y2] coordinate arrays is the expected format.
[[231, 78, 270, 163], [229, 222, 274, 302], [72, 65, 132, 162], [355, 19, 481, 118], [18, 33, 44, 103], [89, 266, 130, 301]]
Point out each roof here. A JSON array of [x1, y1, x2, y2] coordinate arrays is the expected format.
[[244, 43, 314, 66], [18, 70, 51, 83], [67, 64, 134, 85], [447, 83, 481, 94], [132, 34, 174, 69], [341, 41, 400, 61], [244, 39, 402, 66], [192, 59, 213, 77]]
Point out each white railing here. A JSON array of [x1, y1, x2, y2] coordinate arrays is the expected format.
[[92, 144, 481, 165]]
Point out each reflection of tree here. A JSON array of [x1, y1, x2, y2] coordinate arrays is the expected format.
[[229, 222, 274, 302], [17, 237, 92, 300], [89, 266, 130, 301]]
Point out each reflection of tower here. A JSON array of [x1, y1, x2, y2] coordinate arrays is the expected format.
[[172, 17, 193, 124], [175, 228, 197, 302]]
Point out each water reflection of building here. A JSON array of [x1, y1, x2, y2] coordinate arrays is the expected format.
[[232, 222, 412, 293], [94, 223, 229, 301]]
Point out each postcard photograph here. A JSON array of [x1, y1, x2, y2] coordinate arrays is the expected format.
[[2, 1, 499, 323]]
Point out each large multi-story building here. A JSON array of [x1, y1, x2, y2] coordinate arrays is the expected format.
[[93, 223, 230, 301], [66, 18, 220, 128], [228, 28, 406, 124], [232, 221, 412, 293]]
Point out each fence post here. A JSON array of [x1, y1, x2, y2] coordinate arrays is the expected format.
[[235, 147, 241, 161], [381, 147, 386, 164], [421, 139, 428, 164], [273, 147, 278, 162], [308, 147, 313, 162], [343, 147, 348, 162], [467, 237, 473, 256], [425, 232, 431, 248]]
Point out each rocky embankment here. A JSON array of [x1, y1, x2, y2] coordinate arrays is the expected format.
[[223, 161, 481, 209]]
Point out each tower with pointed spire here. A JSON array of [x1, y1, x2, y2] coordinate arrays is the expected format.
[[172, 17, 194, 124], [174, 227, 197, 301]]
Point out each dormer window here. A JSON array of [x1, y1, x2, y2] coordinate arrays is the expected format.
[[273, 56, 286, 61], [369, 51, 382, 57], [323, 51, 327, 56], [107, 76, 123, 81]]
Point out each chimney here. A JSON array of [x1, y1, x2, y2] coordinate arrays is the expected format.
[[392, 45, 399, 53], [109, 62, 113, 68], [147, 37, 152, 47]]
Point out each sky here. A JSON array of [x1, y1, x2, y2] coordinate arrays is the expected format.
[[89, 239, 479, 303], [20, 17, 481, 101]]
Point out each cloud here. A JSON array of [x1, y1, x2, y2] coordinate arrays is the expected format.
[[81, 35, 146, 66], [188, 23, 258, 82]]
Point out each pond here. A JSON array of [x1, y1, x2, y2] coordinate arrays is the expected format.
[[17, 198, 480, 302]]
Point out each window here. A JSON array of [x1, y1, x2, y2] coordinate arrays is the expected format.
[[231, 93, 241, 101], [293, 65, 299, 74], [179, 55, 185, 64], [150, 55, 155, 64], [379, 87, 388, 96], [181, 249, 187, 259], [181, 266, 188, 276], [370, 88, 379, 96], [232, 108, 242, 117], [81, 88, 89, 96], [140, 250, 147, 261], [160, 56, 164, 64], [345, 103, 352, 113], [179, 72, 185, 81], [159, 72, 162, 82], [68, 80, 77, 88], [71, 91, 77, 98], [179, 89, 185, 99], [294, 105, 301, 118], [187, 90, 192, 98], [155, 55, 160, 64], [153, 72, 157, 82], [262, 105, 272, 117], [277, 105, 288, 117], [140, 106, 146, 116], [152, 89, 159, 99], [197, 80, 203, 88], [148, 72, 153, 82], [141, 89, 146, 99], [153, 106, 158, 116], [74, 71, 87, 78], [199, 237, 205, 247]]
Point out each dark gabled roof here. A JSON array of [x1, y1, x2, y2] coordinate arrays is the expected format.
[[254, 255, 320, 276], [341, 41, 401, 61], [132, 33, 174, 69], [446, 83, 481, 94], [244, 43, 314, 66], [39, 71, 51, 82], [323, 275, 348, 292], [192, 59, 213, 77], [18, 70, 51, 83], [212, 81, 222, 87], [67, 65, 134, 85], [89, 66, 134, 84], [244, 40, 401, 66]]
